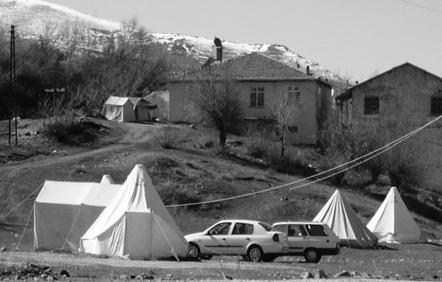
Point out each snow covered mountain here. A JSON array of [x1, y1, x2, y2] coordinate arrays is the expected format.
[[0, 0, 344, 82]]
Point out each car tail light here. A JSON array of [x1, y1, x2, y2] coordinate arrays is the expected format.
[[272, 234, 280, 242]]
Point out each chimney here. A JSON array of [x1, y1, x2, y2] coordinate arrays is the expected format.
[[214, 37, 223, 62], [306, 66, 310, 76]]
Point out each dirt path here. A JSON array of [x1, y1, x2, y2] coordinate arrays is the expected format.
[[0, 121, 162, 174]]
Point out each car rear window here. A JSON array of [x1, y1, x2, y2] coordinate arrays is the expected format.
[[259, 222, 274, 232], [305, 224, 328, 236], [273, 225, 286, 233]]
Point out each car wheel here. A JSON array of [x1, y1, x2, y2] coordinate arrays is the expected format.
[[304, 248, 321, 263], [247, 245, 263, 262], [187, 243, 201, 259]]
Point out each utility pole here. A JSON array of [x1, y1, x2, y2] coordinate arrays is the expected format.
[[11, 25, 17, 146], [8, 25, 17, 146]]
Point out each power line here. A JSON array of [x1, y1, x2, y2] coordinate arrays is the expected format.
[[400, 0, 442, 14], [165, 114, 442, 208]]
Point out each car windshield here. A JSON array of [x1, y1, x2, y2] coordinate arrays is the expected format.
[[259, 222, 274, 232]]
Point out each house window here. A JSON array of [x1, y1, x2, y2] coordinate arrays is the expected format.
[[431, 97, 442, 116], [364, 96, 379, 115], [287, 86, 301, 103], [288, 126, 298, 133], [250, 87, 264, 107]]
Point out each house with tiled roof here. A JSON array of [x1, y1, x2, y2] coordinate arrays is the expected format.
[[168, 52, 333, 144], [336, 62, 442, 135]]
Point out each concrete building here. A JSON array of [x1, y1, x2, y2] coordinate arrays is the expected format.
[[168, 52, 333, 144], [336, 62, 442, 135]]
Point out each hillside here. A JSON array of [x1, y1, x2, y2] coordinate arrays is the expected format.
[[0, 0, 346, 83], [0, 119, 441, 253]]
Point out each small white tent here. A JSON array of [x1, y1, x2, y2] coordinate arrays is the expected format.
[[34, 181, 120, 251], [102, 97, 136, 122], [313, 189, 378, 248], [367, 187, 421, 243], [80, 164, 188, 260], [100, 175, 114, 184]]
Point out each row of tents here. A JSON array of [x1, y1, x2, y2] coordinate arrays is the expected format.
[[33, 164, 422, 260], [313, 188, 421, 248], [102, 91, 169, 123]]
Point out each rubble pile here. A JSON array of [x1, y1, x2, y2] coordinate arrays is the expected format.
[[0, 263, 69, 280]]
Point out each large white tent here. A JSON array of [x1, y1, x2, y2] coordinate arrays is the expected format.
[[34, 181, 120, 251], [80, 164, 188, 260], [367, 187, 421, 243], [313, 189, 378, 248]]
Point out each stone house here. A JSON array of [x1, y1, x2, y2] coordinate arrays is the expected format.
[[168, 52, 333, 144], [336, 62, 442, 135]]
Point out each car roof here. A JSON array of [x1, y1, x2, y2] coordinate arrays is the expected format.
[[273, 221, 327, 225], [217, 219, 268, 225]]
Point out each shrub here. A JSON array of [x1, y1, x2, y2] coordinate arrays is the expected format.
[[247, 137, 269, 158], [42, 115, 98, 144], [154, 125, 179, 149]]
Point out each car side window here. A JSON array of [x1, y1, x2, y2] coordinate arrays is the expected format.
[[305, 224, 328, 236], [208, 222, 231, 235], [288, 225, 307, 237], [232, 223, 254, 235]]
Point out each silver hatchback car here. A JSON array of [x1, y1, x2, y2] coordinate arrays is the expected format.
[[273, 221, 340, 263], [185, 219, 288, 262]]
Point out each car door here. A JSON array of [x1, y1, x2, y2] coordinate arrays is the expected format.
[[198, 222, 232, 255], [304, 224, 330, 248], [287, 224, 310, 254], [226, 222, 255, 255]]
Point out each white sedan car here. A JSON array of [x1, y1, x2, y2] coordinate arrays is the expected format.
[[185, 219, 288, 262]]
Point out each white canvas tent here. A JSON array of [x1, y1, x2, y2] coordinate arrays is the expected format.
[[367, 187, 421, 243], [80, 164, 188, 260], [34, 181, 120, 251], [313, 189, 378, 248], [102, 97, 136, 122], [102, 96, 156, 122], [100, 175, 114, 184]]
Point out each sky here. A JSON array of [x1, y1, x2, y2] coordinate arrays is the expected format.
[[49, 0, 442, 81]]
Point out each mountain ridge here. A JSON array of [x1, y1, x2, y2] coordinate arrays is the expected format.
[[0, 0, 345, 83]]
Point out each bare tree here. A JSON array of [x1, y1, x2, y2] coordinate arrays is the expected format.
[[193, 68, 242, 148], [272, 87, 301, 157]]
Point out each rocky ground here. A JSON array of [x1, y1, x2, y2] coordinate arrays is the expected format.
[[0, 243, 442, 281]]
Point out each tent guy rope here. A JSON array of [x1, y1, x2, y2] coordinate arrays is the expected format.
[[165, 114, 442, 208]]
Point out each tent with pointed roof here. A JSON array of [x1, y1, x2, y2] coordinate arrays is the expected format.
[[80, 164, 188, 260], [100, 175, 114, 184], [367, 187, 421, 243], [34, 181, 120, 251], [313, 189, 378, 248]]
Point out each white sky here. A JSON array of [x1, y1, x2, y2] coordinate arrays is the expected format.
[[49, 0, 442, 81]]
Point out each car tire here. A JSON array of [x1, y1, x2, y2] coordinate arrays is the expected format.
[[262, 255, 277, 262], [247, 245, 263, 262], [187, 243, 201, 260], [304, 248, 321, 263]]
